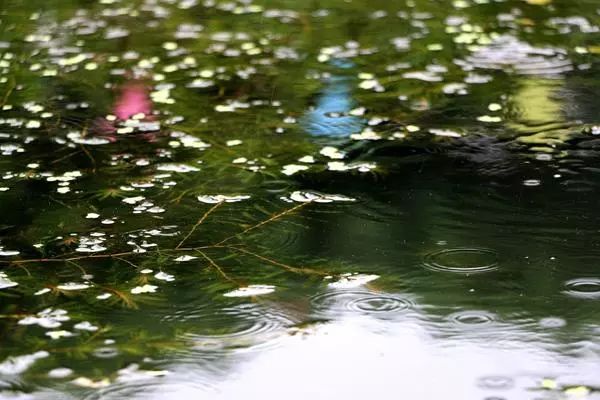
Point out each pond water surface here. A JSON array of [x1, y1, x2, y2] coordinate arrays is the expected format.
[[0, 0, 599, 398]]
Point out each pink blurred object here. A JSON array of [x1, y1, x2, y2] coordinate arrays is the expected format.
[[91, 81, 155, 140], [113, 82, 152, 120]]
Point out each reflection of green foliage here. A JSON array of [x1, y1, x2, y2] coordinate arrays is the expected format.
[[0, 0, 598, 395]]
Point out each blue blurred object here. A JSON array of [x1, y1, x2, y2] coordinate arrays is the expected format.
[[301, 67, 365, 137]]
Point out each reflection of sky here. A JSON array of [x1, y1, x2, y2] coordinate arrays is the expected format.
[[302, 73, 364, 138], [137, 315, 599, 400]]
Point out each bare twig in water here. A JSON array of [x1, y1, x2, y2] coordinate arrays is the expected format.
[[214, 202, 308, 246], [79, 144, 96, 169], [13, 263, 31, 277], [65, 259, 88, 276], [0, 202, 331, 285], [51, 149, 83, 165], [195, 249, 238, 284], [226, 245, 327, 276], [176, 201, 223, 249], [100, 286, 138, 309], [113, 256, 140, 270], [0, 78, 15, 107]]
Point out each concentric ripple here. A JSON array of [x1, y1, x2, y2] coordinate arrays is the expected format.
[[447, 310, 496, 326], [83, 379, 216, 400], [459, 35, 572, 77], [180, 305, 295, 354], [311, 290, 414, 318], [477, 375, 514, 390], [423, 248, 499, 273], [563, 278, 600, 299]]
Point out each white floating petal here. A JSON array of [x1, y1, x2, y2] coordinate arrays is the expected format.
[[74, 321, 98, 331], [328, 274, 380, 289], [56, 282, 90, 291], [223, 284, 275, 297], [131, 284, 158, 294], [197, 194, 250, 204], [154, 272, 175, 282], [0, 272, 18, 289], [174, 255, 197, 262], [0, 351, 49, 374], [46, 330, 74, 340]]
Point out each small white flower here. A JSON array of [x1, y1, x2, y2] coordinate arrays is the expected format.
[[154, 272, 175, 282], [281, 164, 308, 176], [197, 194, 250, 204], [74, 321, 98, 331], [48, 367, 73, 378], [56, 282, 90, 291], [122, 196, 145, 205], [328, 274, 379, 289], [46, 330, 74, 340], [223, 284, 275, 298], [72, 377, 110, 388], [131, 284, 158, 294], [174, 255, 197, 262]]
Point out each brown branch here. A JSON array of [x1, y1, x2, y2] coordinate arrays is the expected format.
[[176, 201, 223, 249]]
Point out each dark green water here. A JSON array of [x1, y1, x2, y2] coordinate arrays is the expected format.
[[0, 0, 599, 398]]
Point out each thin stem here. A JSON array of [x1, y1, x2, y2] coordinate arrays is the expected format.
[[0, 77, 15, 107], [113, 256, 140, 270], [79, 143, 96, 168], [65, 259, 88, 276], [176, 201, 223, 249], [227, 245, 327, 276], [213, 202, 308, 246], [195, 250, 238, 284]]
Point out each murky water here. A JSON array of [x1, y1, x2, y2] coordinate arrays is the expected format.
[[0, 0, 599, 398]]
